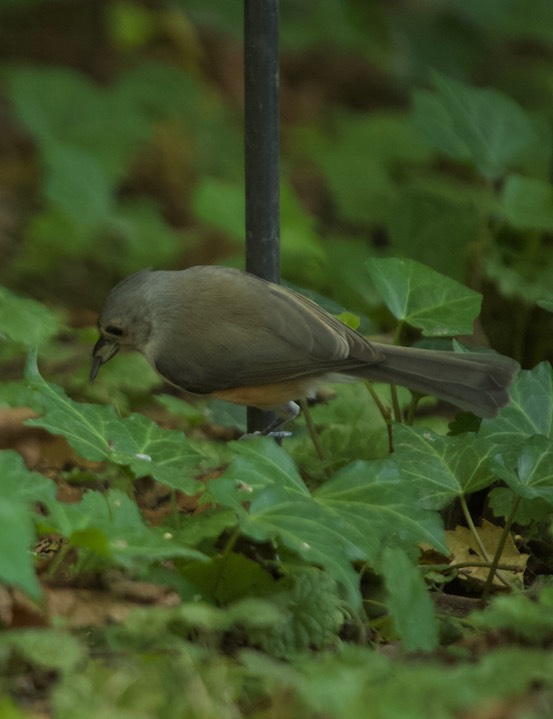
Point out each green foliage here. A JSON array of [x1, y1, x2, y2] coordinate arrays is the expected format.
[[366, 257, 482, 336], [25, 349, 202, 493], [412, 74, 541, 179], [393, 425, 497, 509], [298, 111, 430, 225], [0, 285, 63, 348], [247, 569, 345, 658], [379, 546, 438, 652], [387, 189, 479, 281], [499, 175, 553, 231], [480, 362, 553, 444], [2, 0, 553, 714], [0, 451, 45, 598], [42, 489, 208, 568], [473, 587, 553, 643]]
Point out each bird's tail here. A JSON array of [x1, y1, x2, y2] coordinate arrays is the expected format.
[[348, 345, 519, 418]]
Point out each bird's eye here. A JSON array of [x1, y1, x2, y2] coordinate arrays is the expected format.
[[105, 325, 124, 337]]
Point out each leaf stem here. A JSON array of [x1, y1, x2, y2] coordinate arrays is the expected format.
[[364, 381, 393, 453], [390, 384, 403, 423], [405, 394, 421, 426], [300, 399, 326, 464], [459, 495, 511, 590], [480, 495, 522, 608]]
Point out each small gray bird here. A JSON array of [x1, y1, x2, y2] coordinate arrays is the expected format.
[[91, 266, 519, 421]]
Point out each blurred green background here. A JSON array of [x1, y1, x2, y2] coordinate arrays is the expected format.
[[1, 0, 553, 371]]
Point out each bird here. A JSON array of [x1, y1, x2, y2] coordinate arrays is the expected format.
[[91, 265, 519, 425]]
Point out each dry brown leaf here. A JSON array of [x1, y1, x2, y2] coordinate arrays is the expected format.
[[446, 519, 528, 589]]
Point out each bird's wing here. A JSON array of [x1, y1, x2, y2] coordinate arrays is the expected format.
[[153, 268, 381, 392]]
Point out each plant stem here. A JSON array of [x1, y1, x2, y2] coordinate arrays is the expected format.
[[405, 394, 421, 426], [480, 495, 522, 608], [459, 495, 511, 590], [390, 384, 402, 423], [300, 399, 326, 463], [364, 381, 393, 453]]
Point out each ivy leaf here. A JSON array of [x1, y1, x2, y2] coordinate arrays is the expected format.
[[247, 569, 344, 658], [387, 189, 478, 282], [314, 459, 447, 557], [0, 497, 40, 599], [242, 487, 363, 608], [499, 174, 553, 231], [412, 74, 539, 179], [366, 257, 481, 336], [479, 363, 553, 445], [492, 435, 553, 504], [489, 487, 552, 525], [210, 438, 310, 504], [379, 546, 438, 652], [0, 286, 63, 348], [0, 449, 57, 508], [43, 489, 207, 567], [43, 142, 113, 230], [0, 451, 50, 598], [0, 629, 86, 674], [538, 298, 553, 313], [392, 424, 497, 509], [472, 589, 553, 643], [25, 349, 202, 493]]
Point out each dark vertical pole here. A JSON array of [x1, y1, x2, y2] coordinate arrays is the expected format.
[[244, 0, 280, 434]]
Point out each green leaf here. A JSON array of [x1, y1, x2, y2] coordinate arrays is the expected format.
[[242, 487, 363, 608], [288, 383, 392, 477], [0, 629, 86, 673], [379, 546, 438, 652], [24, 349, 202, 493], [182, 552, 277, 604], [280, 182, 326, 286], [156, 394, 207, 425], [393, 424, 497, 509], [412, 74, 539, 179], [0, 286, 62, 347], [7, 66, 152, 181], [212, 438, 310, 501], [0, 450, 58, 598], [314, 459, 447, 558], [0, 449, 58, 507], [473, 588, 553, 643], [387, 189, 479, 281], [0, 495, 40, 598], [538, 298, 553, 313], [44, 489, 207, 567], [209, 440, 362, 606], [43, 142, 113, 230], [175, 508, 238, 549], [247, 569, 344, 658], [483, 250, 553, 304], [489, 487, 552, 525], [366, 257, 482, 336], [499, 174, 553, 231], [479, 362, 553, 444], [192, 177, 244, 240], [299, 112, 430, 225], [492, 435, 553, 503], [103, 199, 181, 273]]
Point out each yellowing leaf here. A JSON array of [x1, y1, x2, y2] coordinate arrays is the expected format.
[[446, 520, 528, 589]]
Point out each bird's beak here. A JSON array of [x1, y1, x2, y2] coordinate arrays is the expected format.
[[90, 335, 120, 381]]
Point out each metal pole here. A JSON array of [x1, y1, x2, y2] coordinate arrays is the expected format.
[[244, 0, 280, 434]]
